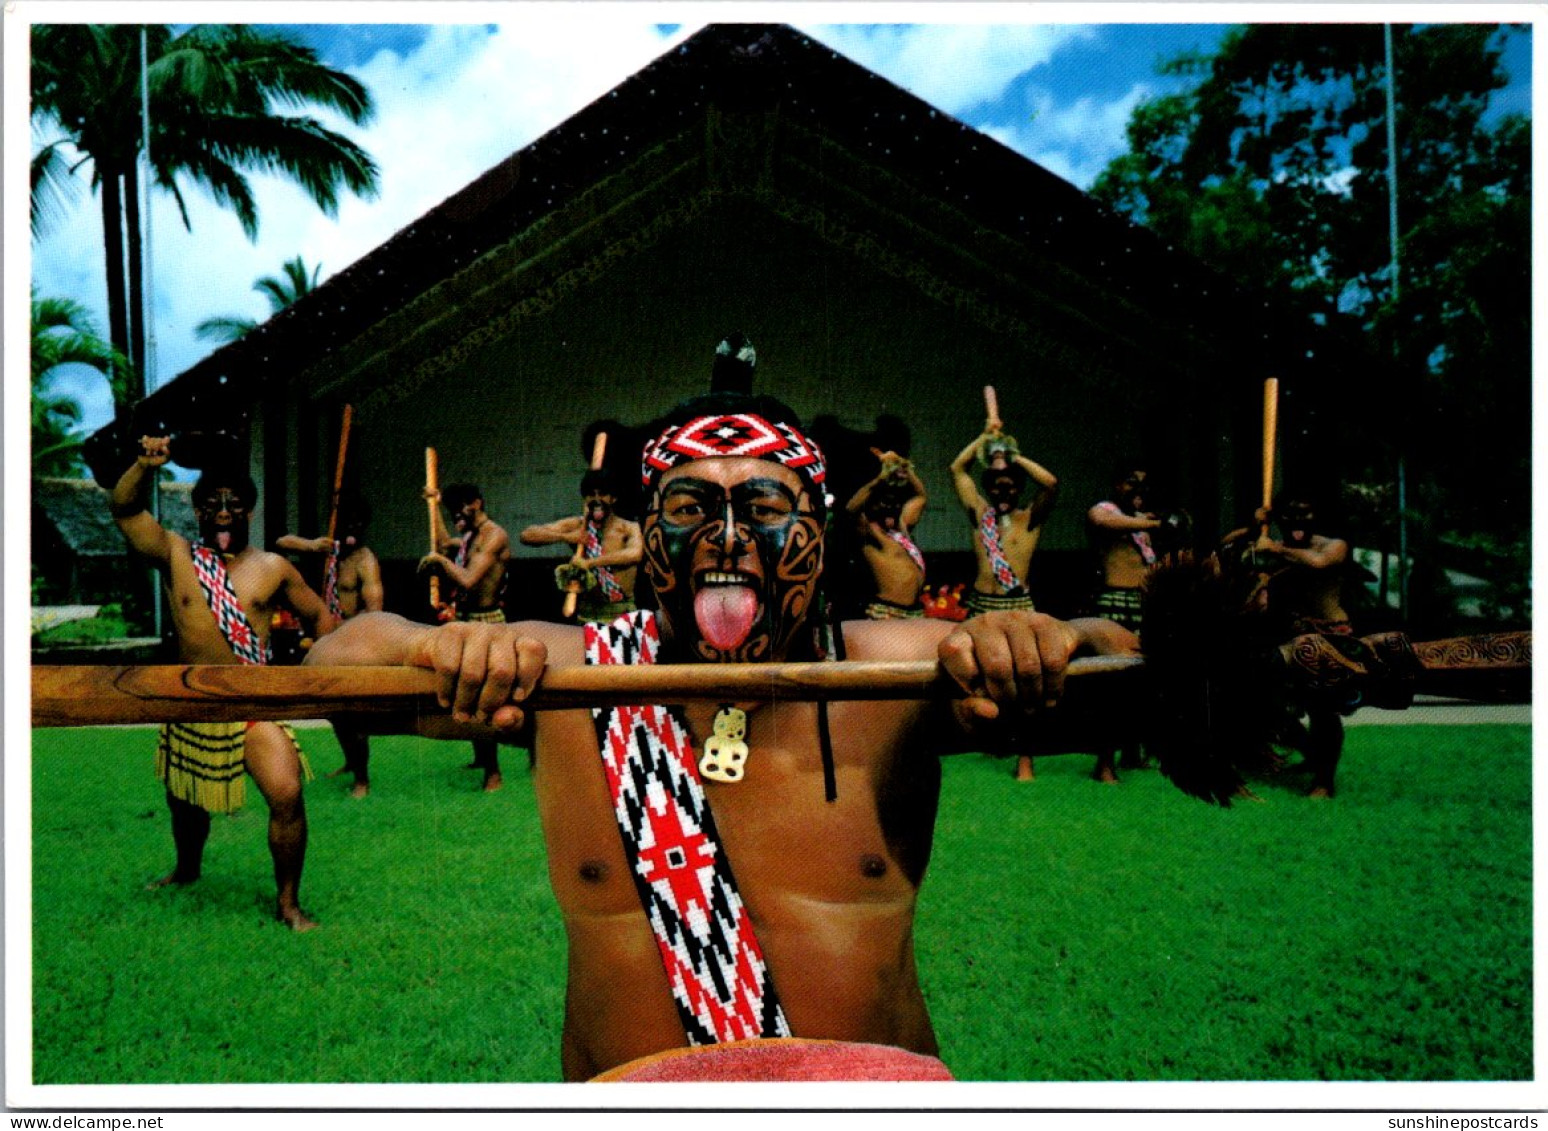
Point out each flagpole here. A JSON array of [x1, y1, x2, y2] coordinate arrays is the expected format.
[[141, 27, 163, 641], [1384, 24, 1409, 625]]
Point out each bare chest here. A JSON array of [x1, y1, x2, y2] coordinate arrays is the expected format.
[[533, 700, 930, 916]]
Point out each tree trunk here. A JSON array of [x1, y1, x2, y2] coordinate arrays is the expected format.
[[125, 162, 146, 389], [99, 167, 134, 411]]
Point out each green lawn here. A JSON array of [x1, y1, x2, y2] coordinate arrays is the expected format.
[[29, 722, 1532, 1084]]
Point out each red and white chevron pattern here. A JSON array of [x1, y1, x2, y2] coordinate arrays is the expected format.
[[642, 413, 827, 494], [323, 542, 343, 618], [585, 610, 790, 1045], [190, 543, 268, 666], [584, 519, 625, 602]]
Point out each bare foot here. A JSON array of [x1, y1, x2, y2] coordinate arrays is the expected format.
[[1308, 786, 1333, 800], [1093, 767, 1119, 784], [324, 766, 349, 779], [350, 781, 370, 800], [278, 905, 321, 932], [146, 870, 198, 890], [1013, 756, 1035, 783], [1233, 785, 1266, 803], [482, 771, 504, 793]]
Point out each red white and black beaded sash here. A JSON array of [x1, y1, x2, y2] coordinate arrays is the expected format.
[[584, 519, 625, 602], [978, 507, 1022, 593], [887, 528, 927, 579], [323, 541, 344, 619], [584, 610, 790, 1045], [189, 543, 269, 665]]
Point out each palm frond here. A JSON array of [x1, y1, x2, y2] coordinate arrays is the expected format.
[[194, 316, 258, 343]]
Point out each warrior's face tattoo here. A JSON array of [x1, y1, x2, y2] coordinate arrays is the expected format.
[[643, 459, 824, 663], [195, 487, 251, 556], [583, 492, 615, 526], [1281, 502, 1316, 547], [1118, 471, 1149, 515], [986, 474, 1023, 515]]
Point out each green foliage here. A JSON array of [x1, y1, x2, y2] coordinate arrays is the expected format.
[[196, 254, 324, 343], [1091, 25, 1529, 619], [30, 724, 1532, 1084], [31, 291, 131, 477], [32, 608, 131, 645], [30, 24, 379, 407]]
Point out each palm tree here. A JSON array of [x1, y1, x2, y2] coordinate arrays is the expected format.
[[32, 292, 129, 475], [30, 25, 379, 407], [195, 254, 323, 343]]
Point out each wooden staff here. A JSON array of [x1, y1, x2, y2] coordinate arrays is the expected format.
[[424, 446, 441, 611], [983, 385, 1001, 432], [562, 433, 609, 619], [326, 404, 354, 546], [31, 656, 1147, 727], [30, 631, 1529, 729], [1258, 377, 1279, 547]]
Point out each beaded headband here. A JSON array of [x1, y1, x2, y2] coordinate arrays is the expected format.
[[641, 413, 829, 506]]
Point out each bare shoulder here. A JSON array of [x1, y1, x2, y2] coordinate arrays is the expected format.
[[840, 618, 956, 662]]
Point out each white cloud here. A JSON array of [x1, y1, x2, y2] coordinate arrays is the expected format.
[[30, 20, 697, 432], [799, 23, 1097, 117], [981, 82, 1153, 190], [29, 19, 1144, 436]]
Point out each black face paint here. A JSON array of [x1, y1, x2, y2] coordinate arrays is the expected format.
[[196, 488, 250, 556], [643, 475, 823, 662]]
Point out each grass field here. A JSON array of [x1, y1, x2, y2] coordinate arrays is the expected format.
[[28, 722, 1532, 1085]]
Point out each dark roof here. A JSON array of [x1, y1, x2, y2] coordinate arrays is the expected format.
[[33, 478, 196, 556], [89, 23, 1268, 452]]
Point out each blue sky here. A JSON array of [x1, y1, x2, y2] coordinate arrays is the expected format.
[[23, 13, 1530, 440]]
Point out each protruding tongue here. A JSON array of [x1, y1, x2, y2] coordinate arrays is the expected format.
[[590, 505, 606, 523], [694, 585, 759, 651], [217, 531, 232, 552]]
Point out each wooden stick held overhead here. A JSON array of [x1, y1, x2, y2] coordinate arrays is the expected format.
[[562, 433, 609, 619], [424, 447, 441, 610], [1258, 377, 1279, 546], [326, 404, 353, 546], [31, 657, 1146, 727], [983, 385, 1001, 432]]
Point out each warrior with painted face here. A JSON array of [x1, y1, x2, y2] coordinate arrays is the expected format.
[[420, 482, 511, 791], [846, 448, 929, 619], [1238, 496, 1353, 799], [949, 421, 1059, 616], [307, 375, 1137, 1080], [520, 467, 642, 624], [1087, 467, 1165, 636], [110, 437, 337, 930], [277, 494, 384, 798]]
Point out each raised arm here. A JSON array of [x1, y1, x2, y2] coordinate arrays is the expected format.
[[519, 516, 585, 547], [899, 463, 928, 529], [108, 437, 178, 566], [949, 433, 990, 515], [1013, 452, 1057, 493]]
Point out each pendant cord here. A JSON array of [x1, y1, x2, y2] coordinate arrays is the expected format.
[[818, 592, 845, 803]]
